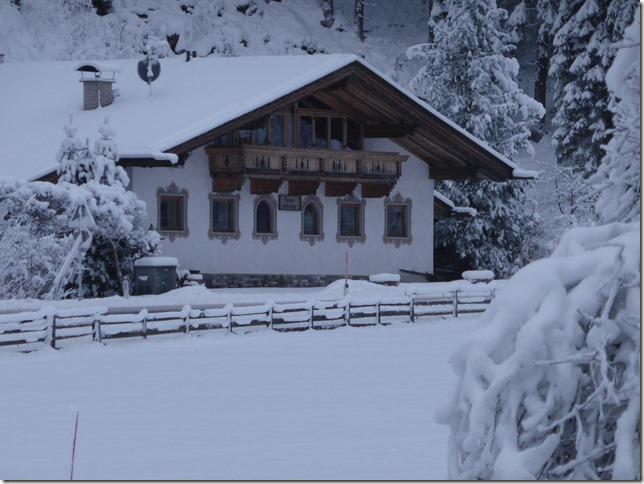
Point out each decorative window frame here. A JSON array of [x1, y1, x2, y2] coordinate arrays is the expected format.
[[336, 194, 366, 247], [300, 195, 324, 246], [383, 192, 412, 247], [252, 194, 278, 244], [157, 182, 189, 241], [208, 192, 240, 243]]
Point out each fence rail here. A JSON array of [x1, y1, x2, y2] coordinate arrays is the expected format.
[[0, 288, 494, 352]]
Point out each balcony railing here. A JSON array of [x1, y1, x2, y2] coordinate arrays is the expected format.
[[206, 145, 407, 180]]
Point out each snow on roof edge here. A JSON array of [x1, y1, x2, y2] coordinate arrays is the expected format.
[[512, 168, 539, 179], [434, 190, 477, 217]]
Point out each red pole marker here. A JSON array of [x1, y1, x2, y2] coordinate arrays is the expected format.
[[70, 410, 79, 480]]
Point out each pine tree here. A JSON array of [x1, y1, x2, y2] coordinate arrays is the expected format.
[[409, 0, 545, 277], [590, 9, 640, 224], [550, 0, 637, 175], [57, 117, 159, 297]]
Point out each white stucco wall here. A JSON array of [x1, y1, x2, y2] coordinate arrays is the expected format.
[[131, 138, 434, 277]]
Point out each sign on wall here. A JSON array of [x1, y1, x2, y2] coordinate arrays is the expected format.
[[278, 195, 302, 211]]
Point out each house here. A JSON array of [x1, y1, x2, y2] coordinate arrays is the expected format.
[[0, 54, 533, 287]]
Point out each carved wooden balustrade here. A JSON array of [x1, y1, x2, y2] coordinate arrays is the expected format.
[[206, 145, 407, 181]]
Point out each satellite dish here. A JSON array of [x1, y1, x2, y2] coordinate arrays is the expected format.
[[137, 58, 161, 84]]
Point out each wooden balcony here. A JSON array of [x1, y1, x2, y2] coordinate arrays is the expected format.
[[206, 145, 407, 182]]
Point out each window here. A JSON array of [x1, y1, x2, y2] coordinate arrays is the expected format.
[[211, 199, 235, 233], [297, 110, 362, 150], [159, 195, 185, 232], [299, 116, 313, 148], [268, 113, 285, 146], [340, 204, 360, 237], [386, 205, 409, 238], [384, 195, 412, 246], [209, 194, 240, 241], [337, 197, 366, 245], [347, 118, 362, 150], [303, 203, 320, 235], [314, 116, 328, 149], [253, 196, 278, 242], [330, 117, 344, 150], [157, 182, 189, 241]]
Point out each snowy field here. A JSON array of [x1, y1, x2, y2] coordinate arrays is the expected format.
[[0, 318, 475, 480]]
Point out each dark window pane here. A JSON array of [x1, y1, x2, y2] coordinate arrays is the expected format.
[[254, 125, 268, 145], [160, 196, 184, 231], [330, 117, 343, 150], [214, 132, 232, 146], [387, 205, 408, 238], [303, 203, 319, 235], [269, 113, 285, 146], [340, 204, 360, 237], [237, 129, 252, 144], [314, 116, 328, 148], [299, 116, 313, 148], [347, 118, 361, 150], [256, 200, 273, 234], [212, 200, 234, 233]]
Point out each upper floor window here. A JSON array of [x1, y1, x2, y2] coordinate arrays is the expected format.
[[297, 109, 362, 150]]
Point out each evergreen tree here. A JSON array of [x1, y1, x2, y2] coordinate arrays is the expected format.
[[57, 117, 159, 297], [550, 0, 637, 175], [409, 0, 545, 277], [590, 9, 640, 223]]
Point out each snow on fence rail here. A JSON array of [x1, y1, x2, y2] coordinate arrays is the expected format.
[[0, 288, 494, 352]]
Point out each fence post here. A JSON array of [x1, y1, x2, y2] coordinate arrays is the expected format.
[[184, 305, 191, 335], [376, 302, 381, 325], [50, 312, 57, 349], [346, 301, 351, 326], [269, 303, 274, 330], [410, 296, 415, 323], [93, 312, 102, 343], [142, 309, 148, 339], [452, 290, 459, 318], [309, 303, 314, 329], [228, 306, 234, 333]]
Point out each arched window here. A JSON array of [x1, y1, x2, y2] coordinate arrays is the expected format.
[[302, 202, 320, 236], [255, 200, 274, 234]]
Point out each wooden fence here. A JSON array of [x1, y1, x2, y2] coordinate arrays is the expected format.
[[0, 288, 494, 352]]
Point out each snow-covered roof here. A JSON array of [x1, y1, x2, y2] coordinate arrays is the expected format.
[[0, 54, 526, 181], [434, 191, 477, 217], [1, 55, 357, 180]]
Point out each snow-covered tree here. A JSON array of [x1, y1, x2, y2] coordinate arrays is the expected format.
[[550, 0, 638, 175], [409, 0, 545, 277], [57, 117, 159, 297], [0, 180, 81, 299], [320, 0, 335, 28], [442, 13, 640, 478], [590, 10, 640, 224]]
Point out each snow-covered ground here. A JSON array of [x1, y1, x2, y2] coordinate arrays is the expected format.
[[0, 318, 474, 479], [0, 279, 501, 314]]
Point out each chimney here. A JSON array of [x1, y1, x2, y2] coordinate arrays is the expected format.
[[75, 62, 120, 110]]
